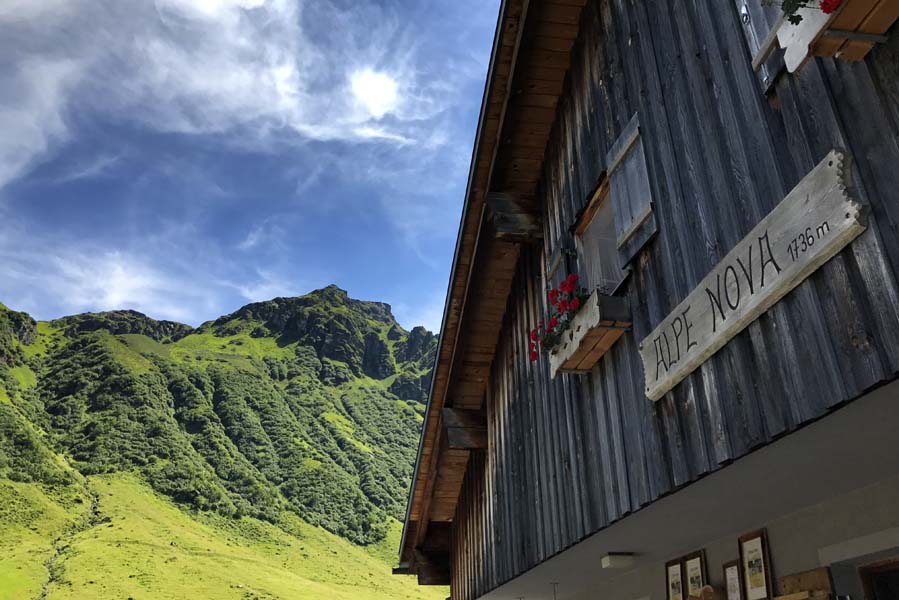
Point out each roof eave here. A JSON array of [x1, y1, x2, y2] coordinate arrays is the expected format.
[[397, 0, 513, 564]]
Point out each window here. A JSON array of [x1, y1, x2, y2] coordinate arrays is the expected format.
[[575, 178, 625, 294], [574, 112, 658, 288]]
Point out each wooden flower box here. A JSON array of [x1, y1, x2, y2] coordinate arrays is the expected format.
[[778, 0, 898, 71], [548, 290, 630, 378]]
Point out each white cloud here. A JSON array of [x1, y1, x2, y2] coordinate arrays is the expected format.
[[0, 214, 229, 324], [353, 126, 412, 144], [50, 251, 197, 322], [0, 245, 208, 324], [235, 270, 303, 302], [155, 0, 267, 20], [0, 57, 81, 188]]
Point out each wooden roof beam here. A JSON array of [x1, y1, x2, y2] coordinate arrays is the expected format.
[[421, 521, 453, 553], [413, 550, 450, 586], [443, 407, 488, 450], [487, 191, 544, 242]]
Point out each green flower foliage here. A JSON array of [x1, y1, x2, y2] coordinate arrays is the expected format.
[[0, 286, 437, 546]]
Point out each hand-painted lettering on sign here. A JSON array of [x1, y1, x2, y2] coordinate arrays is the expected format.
[[640, 150, 866, 401]]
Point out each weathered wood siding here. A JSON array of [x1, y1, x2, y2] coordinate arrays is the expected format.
[[449, 0, 899, 598]]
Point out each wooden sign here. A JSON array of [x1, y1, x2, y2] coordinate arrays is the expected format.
[[640, 150, 865, 401]]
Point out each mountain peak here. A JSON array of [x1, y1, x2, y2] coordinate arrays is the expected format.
[[217, 286, 403, 334], [51, 309, 194, 343], [311, 283, 348, 297], [195, 286, 433, 381], [301, 285, 395, 317]]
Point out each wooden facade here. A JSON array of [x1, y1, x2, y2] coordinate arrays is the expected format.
[[399, 1, 899, 599]]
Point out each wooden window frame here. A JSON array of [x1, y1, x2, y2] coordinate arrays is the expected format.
[[573, 175, 630, 296], [545, 178, 632, 379]]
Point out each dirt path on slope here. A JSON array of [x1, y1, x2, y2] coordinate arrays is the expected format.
[[36, 481, 102, 600]]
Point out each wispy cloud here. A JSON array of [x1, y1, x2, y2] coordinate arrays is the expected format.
[[0, 245, 212, 324], [237, 218, 287, 252], [0, 57, 82, 189], [0, 0, 484, 189], [0, 214, 228, 324], [234, 269, 304, 303], [392, 290, 447, 333], [54, 154, 121, 183], [0, 205, 325, 325]]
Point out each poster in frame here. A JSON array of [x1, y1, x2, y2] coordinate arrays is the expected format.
[[723, 559, 744, 600], [666, 558, 686, 600], [683, 549, 708, 598], [739, 529, 773, 600]]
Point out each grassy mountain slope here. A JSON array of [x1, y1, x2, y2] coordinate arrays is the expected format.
[[0, 474, 436, 600], [0, 289, 442, 598]]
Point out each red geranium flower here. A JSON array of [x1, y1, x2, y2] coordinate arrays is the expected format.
[[529, 350, 538, 362], [530, 329, 538, 341], [558, 299, 570, 313], [547, 316, 558, 330], [570, 297, 580, 311], [819, 0, 843, 13], [548, 288, 560, 305], [566, 273, 579, 288], [559, 279, 571, 293]]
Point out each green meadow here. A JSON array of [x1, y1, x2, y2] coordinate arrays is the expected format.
[[0, 474, 442, 599]]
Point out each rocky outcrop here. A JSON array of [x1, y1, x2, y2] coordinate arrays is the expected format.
[[395, 326, 436, 363], [53, 310, 193, 342], [5, 306, 37, 346], [362, 333, 394, 379], [388, 372, 430, 403]]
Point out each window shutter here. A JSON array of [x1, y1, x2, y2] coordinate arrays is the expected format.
[[732, 0, 786, 92], [606, 113, 657, 269]]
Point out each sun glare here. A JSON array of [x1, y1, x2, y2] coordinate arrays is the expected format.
[[350, 68, 400, 119]]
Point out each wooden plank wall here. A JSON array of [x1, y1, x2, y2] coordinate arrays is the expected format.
[[450, 451, 487, 600], [449, 1, 899, 598]]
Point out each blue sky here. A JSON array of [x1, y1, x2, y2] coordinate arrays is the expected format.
[[0, 0, 499, 332]]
